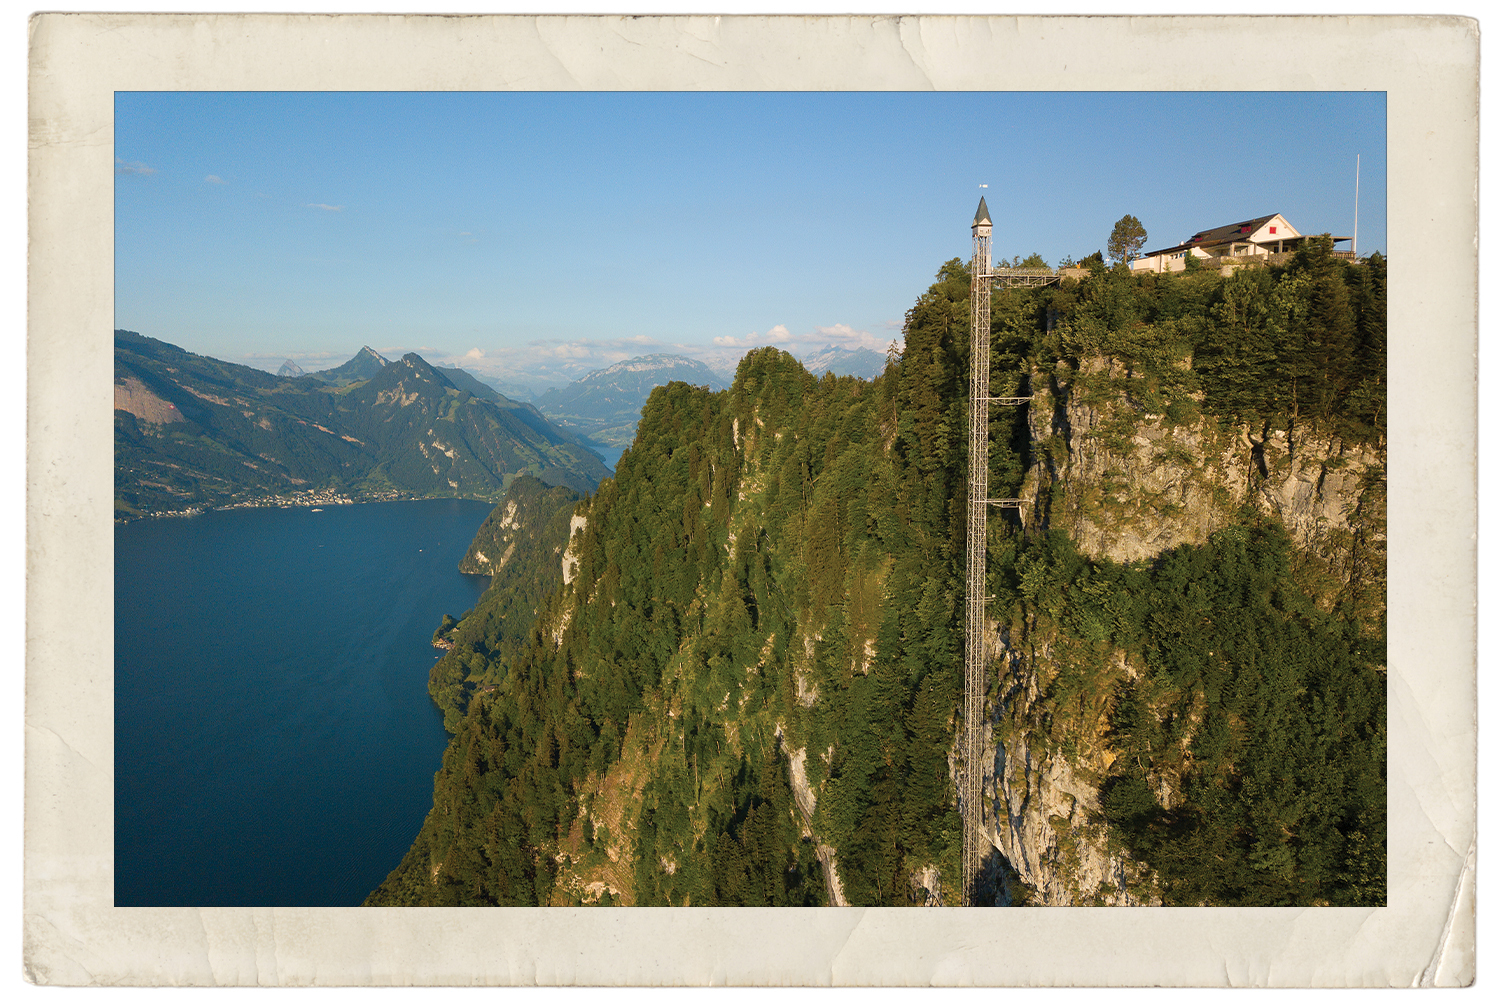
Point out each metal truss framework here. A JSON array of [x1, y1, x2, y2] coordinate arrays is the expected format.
[[961, 200, 1030, 905]]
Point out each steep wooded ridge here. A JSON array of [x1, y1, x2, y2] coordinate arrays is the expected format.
[[368, 240, 1384, 907], [428, 476, 585, 733], [114, 331, 608, 516]]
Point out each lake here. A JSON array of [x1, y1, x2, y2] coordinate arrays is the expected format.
[[590, 444, 626, 473], [114, 499, 494, 906]]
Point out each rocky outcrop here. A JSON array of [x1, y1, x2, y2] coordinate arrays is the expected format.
[[458, 476, 581, 576], [784, 742, 849, 907], [1022, 359, 1382, 586], [114, 377, 185, 425], [981, 627, 1150, 905], [561, 514, 588, 585], [986, 356, 1385, 905]]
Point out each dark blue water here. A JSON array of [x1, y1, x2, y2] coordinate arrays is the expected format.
[[115, 499, 493, 906], [591, 444, 626, 473]]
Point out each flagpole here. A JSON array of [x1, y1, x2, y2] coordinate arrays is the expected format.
[[1354, 154, 1360, 257]]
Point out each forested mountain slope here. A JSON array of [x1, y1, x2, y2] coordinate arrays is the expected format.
[[427, 475, 585, 732], [368, 240, 1384, 907], [114, 332, 608, 515]]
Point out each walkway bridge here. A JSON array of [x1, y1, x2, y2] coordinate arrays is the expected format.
[[989, 267, 1060, 288]]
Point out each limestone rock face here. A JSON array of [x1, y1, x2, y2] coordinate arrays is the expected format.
[[983, 359, 1384, 905], [115, 377, 186, 425], [1022, 361, 1382, 579], [978, 631, 1149, 905]]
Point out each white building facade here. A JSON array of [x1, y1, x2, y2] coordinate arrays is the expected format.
[[1130, 213, 1349, 274]]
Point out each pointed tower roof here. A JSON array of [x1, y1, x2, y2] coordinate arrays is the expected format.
[[973, 196, 992, 228]]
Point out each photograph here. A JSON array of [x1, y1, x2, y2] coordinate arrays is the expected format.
[[25, 12, 1477, 987], [111, 89, 1388, 909]]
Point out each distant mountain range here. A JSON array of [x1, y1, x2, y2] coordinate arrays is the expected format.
[[438, 368, 559, 404], [253, 342, 888, 464], [115, 331, 608, 517], [798, 345, 890, 379], [534, 354, 729, 448], [453, 347, 887, 450]]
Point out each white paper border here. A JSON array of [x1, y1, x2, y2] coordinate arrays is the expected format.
[[24, 12, 1478, 987]]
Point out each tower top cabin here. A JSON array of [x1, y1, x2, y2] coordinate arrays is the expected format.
[[972, 196, 992, 233], [972, 196, 992, 273]]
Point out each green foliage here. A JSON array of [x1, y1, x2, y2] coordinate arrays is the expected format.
[[1002, 524, 1386, 906], [1107, 215, 1148, 265], [369, 259, 981, 904], [427, 476, 584, 730], [1017, 240, 1386, 446]]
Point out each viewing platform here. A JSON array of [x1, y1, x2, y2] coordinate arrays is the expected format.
[[986, 266, 1090, 288]]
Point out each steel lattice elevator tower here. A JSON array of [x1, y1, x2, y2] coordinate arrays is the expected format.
[[961, 198, 993, 905]]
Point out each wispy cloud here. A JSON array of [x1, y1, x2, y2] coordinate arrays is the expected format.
[[710, 322, 892, 352], [205, 175, 227, 185], [812, 323, 894, 352], [115, 157, 156, 176], [465, 348, 485, 360], [711, 324, 792, 348], [306, 203, 343, 212]]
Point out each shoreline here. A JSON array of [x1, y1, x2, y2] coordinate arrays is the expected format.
[[114, 487, 500, 525]]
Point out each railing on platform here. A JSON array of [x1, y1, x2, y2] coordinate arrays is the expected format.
[[988, 267, 1061, 288]]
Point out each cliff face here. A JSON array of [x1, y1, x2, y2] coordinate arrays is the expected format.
[[369, 338, 971, 907], [980, 357, 1385, 905], [1023, 359, 1383, 570], [982, 625, 1150, 905]]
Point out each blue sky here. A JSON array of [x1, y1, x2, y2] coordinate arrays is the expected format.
[[115, 90, 1386, 382]]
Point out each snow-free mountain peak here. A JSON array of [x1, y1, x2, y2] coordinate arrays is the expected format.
[[313, 346, 390, 386]]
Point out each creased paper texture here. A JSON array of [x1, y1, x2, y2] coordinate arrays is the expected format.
[[26, 12, 1477, 987]]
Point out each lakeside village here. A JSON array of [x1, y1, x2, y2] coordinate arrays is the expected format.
[[118, 486, 427, 523]]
